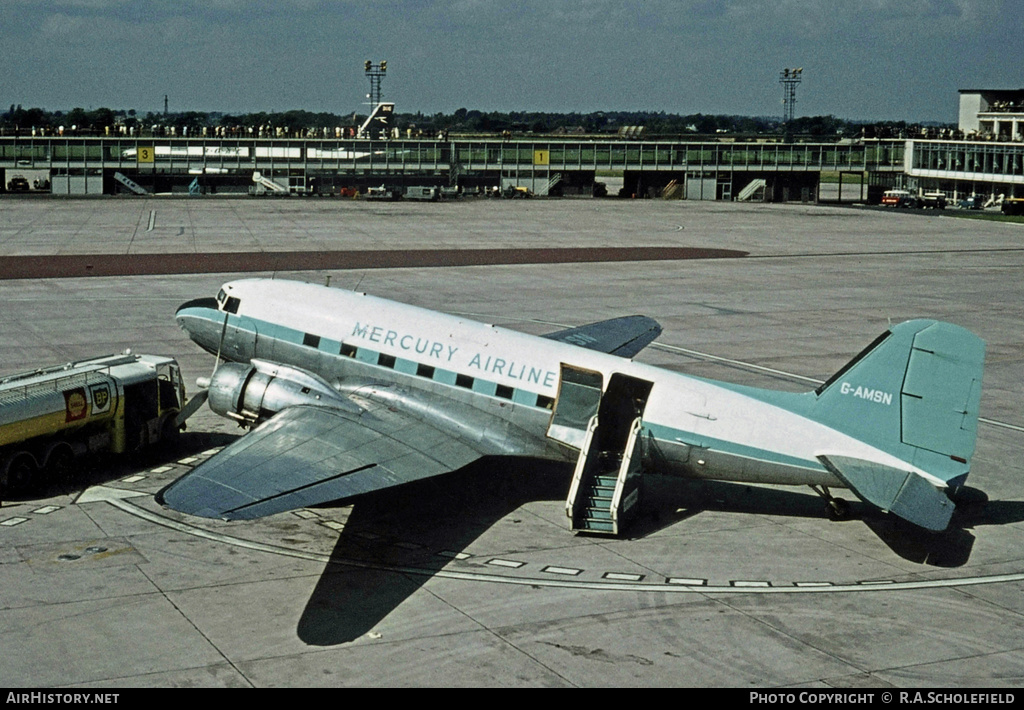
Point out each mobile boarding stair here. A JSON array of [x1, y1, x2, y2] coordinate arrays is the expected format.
[[251, 171, 289, 195], [736, 178, 766, 201], [565, 416, 645, 535], [113, 172, 148, 195]]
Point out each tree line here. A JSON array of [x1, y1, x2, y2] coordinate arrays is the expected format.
[[2, 104, 949, 139]]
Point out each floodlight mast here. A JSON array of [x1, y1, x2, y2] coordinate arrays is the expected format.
[[779, 67, 802, 125], [364, 60, 387, 112]]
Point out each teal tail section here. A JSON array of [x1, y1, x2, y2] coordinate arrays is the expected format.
[[812, 319, 985, 489]]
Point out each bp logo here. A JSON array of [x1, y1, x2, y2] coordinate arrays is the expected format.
[[91, 383, 111, 414]]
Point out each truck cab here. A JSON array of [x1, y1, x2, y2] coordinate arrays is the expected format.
[[117, 356, 185, 451]]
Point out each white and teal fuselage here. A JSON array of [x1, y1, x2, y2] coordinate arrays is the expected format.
[[176, 279, 978, 504]]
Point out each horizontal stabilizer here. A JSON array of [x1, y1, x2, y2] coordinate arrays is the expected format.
[[544, 315, 662, 358], [819, 455, 954, 531]]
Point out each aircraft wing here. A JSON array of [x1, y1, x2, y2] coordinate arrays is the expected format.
[[157, 401, 488, 520], [543, 315, 662, 358], [818, 455, 955, 531]]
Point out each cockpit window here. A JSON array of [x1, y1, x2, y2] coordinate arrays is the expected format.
[[216, 289, 239, 313]]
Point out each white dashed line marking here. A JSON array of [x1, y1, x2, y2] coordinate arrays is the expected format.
[[543, 566, 582, 576], [488, 558, 526, 569]]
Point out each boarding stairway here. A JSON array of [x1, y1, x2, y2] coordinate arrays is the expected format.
[[113, 172, 148, 195], [566, 416, 644, 535], [661, 179, 683, 199], [544, 172, 562, 196], [736, 178, 766, 201], [251, 171, 289, 195]]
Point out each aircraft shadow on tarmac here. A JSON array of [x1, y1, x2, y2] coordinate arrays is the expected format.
[[296, 456, 571, 646], [635, 477, 1024, 568], [13, 433, 1021, 646], [295, 466, 1024, 646]]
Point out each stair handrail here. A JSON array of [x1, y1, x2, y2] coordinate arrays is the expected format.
[[609, 417, 644, 527], [565, 415, 599, 526]]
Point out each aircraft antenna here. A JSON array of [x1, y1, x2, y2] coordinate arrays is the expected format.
[[211, 312, 227, 372]]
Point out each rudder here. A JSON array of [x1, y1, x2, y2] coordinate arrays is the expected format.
[[900, 321, 985, 463]]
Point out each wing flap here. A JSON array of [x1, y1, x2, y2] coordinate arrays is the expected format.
[[818, 454, 955, 531], [157, 404, 483, 520], [544, 315, 662, 358]]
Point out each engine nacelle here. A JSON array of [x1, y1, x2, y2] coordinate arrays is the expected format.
[[205, 359, 356, 426]]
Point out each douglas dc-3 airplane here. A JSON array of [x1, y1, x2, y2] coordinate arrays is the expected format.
[[159, 278, 985, 534]]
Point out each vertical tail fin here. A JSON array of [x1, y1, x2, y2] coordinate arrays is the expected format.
[[813, 320, 985, 485], [359, 102, 394, 139]]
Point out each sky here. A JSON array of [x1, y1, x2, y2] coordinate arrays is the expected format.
[[1, 0, 1021, 123]]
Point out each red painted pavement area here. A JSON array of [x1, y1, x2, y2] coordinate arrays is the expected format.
[[0, 247, 747, 280]]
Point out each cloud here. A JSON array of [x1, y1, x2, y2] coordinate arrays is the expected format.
[[54, 0, 133, 8], [0, 0, 1018, 119]]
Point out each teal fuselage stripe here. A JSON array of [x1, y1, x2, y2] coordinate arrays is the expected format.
[[183, 306, 828, 477], [183, 306, 545, 407], [642, 421, 825, 473]]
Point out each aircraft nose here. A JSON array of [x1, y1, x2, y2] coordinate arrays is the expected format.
[[176, 297, 219, 326], [177, 297, 219, 317], [175, 297, 224, 353]]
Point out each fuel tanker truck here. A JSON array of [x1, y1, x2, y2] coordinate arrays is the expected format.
[[0, 351, 186, 493]]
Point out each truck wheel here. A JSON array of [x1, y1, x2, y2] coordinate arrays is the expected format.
[[160, 415, 182, 448], [5, 454, 37, 493], [45, 446, 75, 485]]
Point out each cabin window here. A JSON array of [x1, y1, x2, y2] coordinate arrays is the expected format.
[[416, 363, 435, 379], [537, 395, 555, 410], [495, 384, 514, 400], [340, 343, 357, 358], [378, 353, 396, 369], [455, 374, 474, 389], [303, 333, 320, 348]]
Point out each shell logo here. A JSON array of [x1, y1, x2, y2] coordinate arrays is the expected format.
[[64, 388, 88, 422]]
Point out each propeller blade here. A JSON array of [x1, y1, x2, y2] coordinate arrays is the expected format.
[[175, 388, 209, 427]]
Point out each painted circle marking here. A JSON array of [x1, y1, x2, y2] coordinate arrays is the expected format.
[[97, 493, 1024, 595]]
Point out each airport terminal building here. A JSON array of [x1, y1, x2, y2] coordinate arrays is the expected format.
[[2, 89, 1023, 203], [899, 88, 1024, 203]]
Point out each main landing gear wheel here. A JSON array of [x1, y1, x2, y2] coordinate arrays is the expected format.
[[810, 485, 851, 522], [826, 497, 851, 521]]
